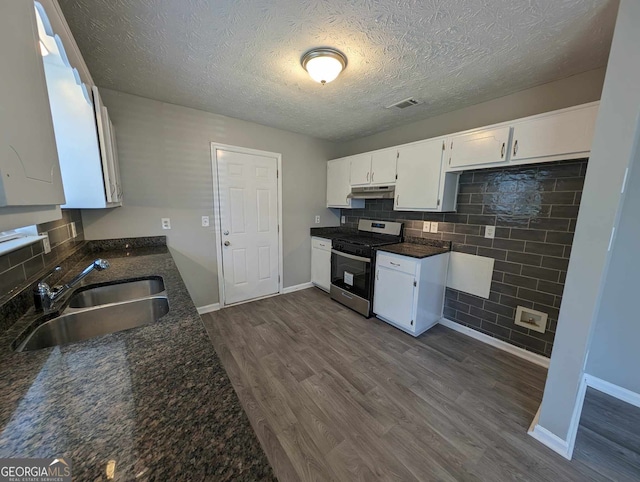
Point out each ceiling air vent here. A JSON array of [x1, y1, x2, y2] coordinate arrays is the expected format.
[[386, 97, 421, 109]]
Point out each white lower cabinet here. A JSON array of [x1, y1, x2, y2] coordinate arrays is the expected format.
[[373, 251, 449, 336], [311, 237, 332, 292]]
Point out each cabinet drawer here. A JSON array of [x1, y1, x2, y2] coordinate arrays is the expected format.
[[312, 237, 331, 251], [376, 253, 417, 275]]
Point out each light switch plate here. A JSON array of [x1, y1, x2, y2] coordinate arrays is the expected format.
[[70, 222, 77, 238], [430, 222, 438, 233], [485, 225, 496, 239], [315, 215, 321, 224], [422, 221, 431, 232], [42, 233, 51, 254], [201, 216, 210, 227], [161, 218, 171, 230]]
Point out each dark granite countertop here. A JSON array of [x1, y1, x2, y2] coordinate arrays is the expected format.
[[376, 242, 450, 259], [309, 226, 356, 241], [0, 245, 274, 481]]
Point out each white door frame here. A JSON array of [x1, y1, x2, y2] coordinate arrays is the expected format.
[[210, 143, 284, 307]]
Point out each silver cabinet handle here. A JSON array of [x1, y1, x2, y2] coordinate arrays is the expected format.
[[501, 142, 506, 158], [513, 140, 519, 156], [224, 241, 230, 246], [372, 172, 375, 182], [376, 270, 379, 281], [367, 172, 370, 182], [396, 194, 399, 206], [390, 262, 400, 267]]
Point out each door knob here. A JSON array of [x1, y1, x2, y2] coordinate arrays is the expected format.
[[224, 241, 230, 246]]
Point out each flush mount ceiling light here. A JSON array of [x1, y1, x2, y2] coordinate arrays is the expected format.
[[301, 48, 347, 85]]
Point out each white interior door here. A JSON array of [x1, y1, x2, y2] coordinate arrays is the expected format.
[[216, 148, 280, 305]]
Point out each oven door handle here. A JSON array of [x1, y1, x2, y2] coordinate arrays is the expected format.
[[331, 249, 371, 263]]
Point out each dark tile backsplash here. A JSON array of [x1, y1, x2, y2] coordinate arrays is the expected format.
[[342, 160, 588, 357], [0, 210, 85, 330]]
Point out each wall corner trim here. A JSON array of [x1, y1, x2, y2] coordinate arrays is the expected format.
[[528, 424, 572, 460], [439, 317, 551, 368], [197, 303, 221, 314], [282, 282, 314, 294], [584, 374, 640, 408]]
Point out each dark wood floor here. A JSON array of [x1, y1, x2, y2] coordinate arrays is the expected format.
[[573, 388, 640, 481], [202, 288, 631, 481]]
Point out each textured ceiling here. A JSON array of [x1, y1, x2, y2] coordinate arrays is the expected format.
[[58, 0, 617, 142]]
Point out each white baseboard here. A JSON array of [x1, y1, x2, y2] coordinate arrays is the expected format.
[[281, 282, 314, 294], [584, 374, 640, 408], [529, 424, 571, 460], [197, 303, 220, 314], [439, 318, 550, 368]]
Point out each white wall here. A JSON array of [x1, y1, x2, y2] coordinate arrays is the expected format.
[[585, 121, 640, 394], [536, 0, 640, 441], [335, 68, 605, 157], [81, 89, 339, 308]]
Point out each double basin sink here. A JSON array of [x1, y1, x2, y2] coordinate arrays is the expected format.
[[14, 277, 169, 352]]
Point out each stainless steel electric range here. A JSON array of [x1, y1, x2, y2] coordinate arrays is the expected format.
[[330, 219, 403, 317]]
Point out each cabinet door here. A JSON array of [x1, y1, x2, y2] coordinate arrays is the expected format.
[[373, 266, 416, 330], [0, 0, 65, 207], [311, 245, 331, 291], [448, 126, 512, 169], [511, 105, 598, 162], [395, 140, 443, 210], [327, 159, 351, 207], [370, 149, 397, 185], [349, 154, 372, 186]]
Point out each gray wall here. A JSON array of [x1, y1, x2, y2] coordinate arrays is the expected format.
[[537, 0, 640, 441], [586, 122, 640, 394], [335, 68, 606, 157], [81, 89, 339, 308]]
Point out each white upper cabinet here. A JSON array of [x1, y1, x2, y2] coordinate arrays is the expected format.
[[0, 0, 65, 208], [370, 149, 397, 185], [510, 104, 598, 162], [447, 126, 512, 169], [36, 2, 122, 209], [395, 139, 458, 212], [349, 149, 397, 186], [349, 153, 373, 186], [327, 158, 363, 208], [395, 141, 443, 211]]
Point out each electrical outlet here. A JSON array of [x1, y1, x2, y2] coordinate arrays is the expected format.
[[422, 221, 431, 233], [485, 225, 496, 239], [70, 222, 77, 238], [341, 216, 346, 224], [315, 215, 321, 224], [161, 218, 171, 230], [201, 216, 210, 227], [42, 233, 51, 254], [430, 222, 438, 233]]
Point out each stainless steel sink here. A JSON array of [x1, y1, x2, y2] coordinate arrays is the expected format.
[[15, 297, 170, 352], [68, 276, 165, 308]]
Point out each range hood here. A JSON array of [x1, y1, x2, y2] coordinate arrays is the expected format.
[[347, 185, 395, 199]]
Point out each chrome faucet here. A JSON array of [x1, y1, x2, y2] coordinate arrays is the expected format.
[[34, 259, 110, 312]]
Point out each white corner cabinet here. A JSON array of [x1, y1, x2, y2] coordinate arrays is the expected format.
[[311, 237, 332, 292], [327, 159, 364, 208], [0, 0, 65, 212], [395, 140, 459, 212], [373, 251, 449, 337], [444, 102, 598, 172]]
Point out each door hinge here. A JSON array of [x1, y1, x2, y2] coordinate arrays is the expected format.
[[410, 320, 414, 326], [437, 199, 441, 206], [413, 280, 417, 287]]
